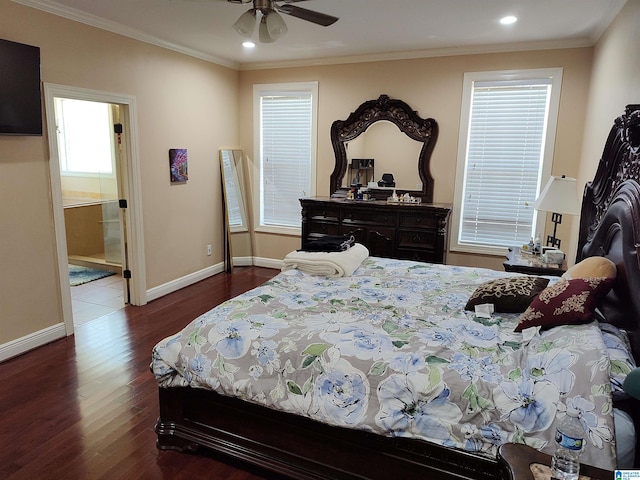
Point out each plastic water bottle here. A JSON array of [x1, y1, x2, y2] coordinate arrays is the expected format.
[[551, 410, 584, 480]]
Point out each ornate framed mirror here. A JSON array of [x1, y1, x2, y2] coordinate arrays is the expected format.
[[329, 95, 438, 202]]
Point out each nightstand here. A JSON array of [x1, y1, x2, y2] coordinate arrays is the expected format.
[[503, 246, 567, 277], [498, 443, 613, 480]]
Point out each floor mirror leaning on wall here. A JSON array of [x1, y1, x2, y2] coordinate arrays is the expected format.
[[219, 149, 252, 271]]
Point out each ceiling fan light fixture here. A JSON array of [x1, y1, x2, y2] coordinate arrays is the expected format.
[[265, 10, 287, 39], [258, 16, 276, 43], [233, 9, 256, 37], [229, 0, 338, 42]]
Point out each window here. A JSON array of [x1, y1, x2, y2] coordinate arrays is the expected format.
[[54, 98, 115, 176], [451, 68, 563, 255], [254, 82, 317, 233]]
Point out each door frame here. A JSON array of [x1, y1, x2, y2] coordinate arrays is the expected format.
[[44, 83, 147, 336]]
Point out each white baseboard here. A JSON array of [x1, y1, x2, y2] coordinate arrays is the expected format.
[[145, 257, 282, 303], [0, 323, 67, 363], [253, 256, 284, 270], [146, 262, 225, 302], [232, 256, 254, 267]]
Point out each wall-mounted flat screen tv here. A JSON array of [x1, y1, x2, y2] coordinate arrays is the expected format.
[[0, 38, 42, 136]]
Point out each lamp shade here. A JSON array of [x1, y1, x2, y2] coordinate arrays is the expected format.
[[233, 9, 256, 37], [265, 10, 287, 39], [534, 175, 581, 215], [258, 17, 276, 43]]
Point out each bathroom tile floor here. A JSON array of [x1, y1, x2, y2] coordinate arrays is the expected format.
[[70, 272, 125, 325]]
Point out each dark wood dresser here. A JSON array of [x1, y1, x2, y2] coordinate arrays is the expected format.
[[300, 197, 451, 263]]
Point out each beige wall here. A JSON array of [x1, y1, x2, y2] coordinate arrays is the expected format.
[[0, 134, 57, 343], [572, 0, 640, 261], [0, 0, 238, 345], [239, 48, 594, 268]]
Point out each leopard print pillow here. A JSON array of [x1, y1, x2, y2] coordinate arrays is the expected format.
[[465, 276, 550, 313]]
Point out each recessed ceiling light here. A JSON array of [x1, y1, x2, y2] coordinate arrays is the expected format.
[[242, 41, 256, 48], [500, 16, 517, 25]]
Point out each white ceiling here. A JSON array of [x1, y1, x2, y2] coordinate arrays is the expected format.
[[15, 0, 627, 70]]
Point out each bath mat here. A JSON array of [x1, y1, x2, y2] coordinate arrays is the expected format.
[[69, 265, 116, 286]]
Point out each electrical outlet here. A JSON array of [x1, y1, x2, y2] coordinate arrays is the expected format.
[[207, 244, 212, 256]]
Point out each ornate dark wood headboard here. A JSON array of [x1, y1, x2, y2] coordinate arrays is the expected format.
[[577, 104, 640, 358]]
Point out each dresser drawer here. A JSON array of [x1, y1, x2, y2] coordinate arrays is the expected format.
[[399, 213, 438, 229], [306, 222, 341, 236], [341, 227, 394, 257], [343, 210, 394, 226], [305, 206, 341, 222], [397, 230, 437, 250]]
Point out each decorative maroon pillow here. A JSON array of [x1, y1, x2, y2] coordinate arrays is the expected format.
[[465, 276, 550, 313], [514, 277, 615, 332]]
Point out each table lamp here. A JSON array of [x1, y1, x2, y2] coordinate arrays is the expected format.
[[534, 175, 581, 249]]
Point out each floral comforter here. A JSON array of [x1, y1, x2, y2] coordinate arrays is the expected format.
[[151, 257, 617, 470]]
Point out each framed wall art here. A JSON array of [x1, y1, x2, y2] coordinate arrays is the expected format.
[[169, 148, 188, 183]]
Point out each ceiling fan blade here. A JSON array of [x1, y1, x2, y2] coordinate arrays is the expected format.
[[276, 4, 338, 27]]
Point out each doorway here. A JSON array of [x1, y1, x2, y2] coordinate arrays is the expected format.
[[57, 98, 126, 324], [44, 84, 147, 336]]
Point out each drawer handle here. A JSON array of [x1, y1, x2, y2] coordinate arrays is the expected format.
[[412, 234, 424, 243]]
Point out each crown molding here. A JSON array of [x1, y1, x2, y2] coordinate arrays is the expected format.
[[588, 0, 627, 44], [12, 0, 240, 70], [237, 38, 594, 71]]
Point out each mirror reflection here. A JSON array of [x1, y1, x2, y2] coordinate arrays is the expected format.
[[342, 120, 423, 190], [329, 95, 437, 201], [220, 149, 252, 271]]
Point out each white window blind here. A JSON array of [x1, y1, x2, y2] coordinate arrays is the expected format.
[[458, 79, 552, 248], [259, 89, 314, 228]]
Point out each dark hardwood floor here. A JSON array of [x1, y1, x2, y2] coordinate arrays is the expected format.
[[0, 266, 283, 480]]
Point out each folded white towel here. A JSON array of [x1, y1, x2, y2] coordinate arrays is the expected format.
[[282, 243, 369, 277]]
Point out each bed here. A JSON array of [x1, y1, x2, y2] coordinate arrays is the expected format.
[[152, 105, 640, 479]]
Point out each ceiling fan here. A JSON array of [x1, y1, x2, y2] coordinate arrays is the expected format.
[[228, 0, 339, 43]]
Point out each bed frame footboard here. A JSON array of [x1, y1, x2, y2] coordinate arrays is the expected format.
[[156, 387, 500, 480]]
